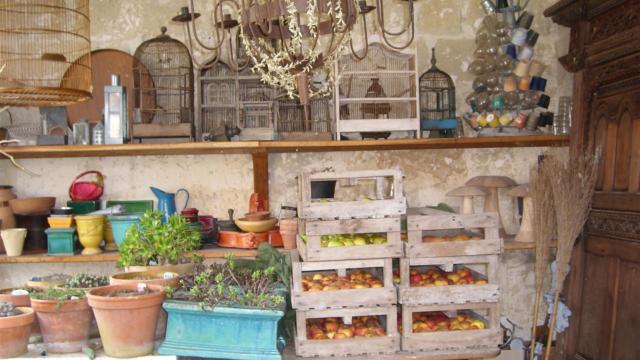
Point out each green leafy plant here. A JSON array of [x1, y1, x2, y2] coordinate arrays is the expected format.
[[30, 287, 86, 301], [63, 273, 109, 289], [171, 254, 285, 310], [117, 211, 201, 268]]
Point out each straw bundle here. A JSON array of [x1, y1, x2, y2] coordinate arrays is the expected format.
[[543, 146, 599, 359], [528, 164, 556, 360]]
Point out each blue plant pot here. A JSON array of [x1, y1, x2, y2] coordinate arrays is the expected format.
[[159, 300, 286, 360], [108, 215, 141, 248]]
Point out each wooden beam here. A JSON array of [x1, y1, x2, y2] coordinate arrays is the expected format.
[[252, 149, 269, 210]]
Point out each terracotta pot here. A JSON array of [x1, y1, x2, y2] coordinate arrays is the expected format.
[[30, 297, 92, 353], [0, 307, 34, 358], [0, 288, 31, 307], [109, 270, 178, 340], [1, 228, 27, 256], [87, 284, 165, 358], [125, 262, 194, 275], [279, 218, 298, 250], [0, 186, 17, 203], [8, 197, 55, 214]]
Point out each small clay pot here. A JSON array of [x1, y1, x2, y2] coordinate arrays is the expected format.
[[87, 284, 165, 358], [30, 297, 92, 353], [0, 288, 31, 307], [1, 228, 27, 257], [0, 307, 34, 358], [279, 218, 298, 250]]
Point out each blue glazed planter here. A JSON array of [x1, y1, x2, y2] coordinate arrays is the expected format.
[[159, 300, 285, 360], [108, 215, 141, 248]]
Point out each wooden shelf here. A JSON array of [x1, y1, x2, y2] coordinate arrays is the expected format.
[[504, 238, 558, 250], [0, 135, 569, 159], [0, 246, 273, 264]]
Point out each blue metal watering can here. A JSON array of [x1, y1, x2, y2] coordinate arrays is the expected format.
[[150, 186, 189, 222]]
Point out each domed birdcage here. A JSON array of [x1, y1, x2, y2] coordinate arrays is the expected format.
[[133, 27, 194, 141], [419, 48, 457, 137]]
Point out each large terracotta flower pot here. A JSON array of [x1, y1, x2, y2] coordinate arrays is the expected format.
[[109, 270, 179, 340], [30, 298, 92, 353], [0, 307, 34, 358], [87, 284, 165, 358], [0, 288, 41, 338]]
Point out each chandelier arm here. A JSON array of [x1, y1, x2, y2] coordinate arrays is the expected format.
[[349, 13, 369, 61], [186, 0, 226, 51], [185, 22, 221, 70], [226, 32, 252, 71], [377, 0, 415, 50], [255, 0, 277, 37], [375, 0, 411, 36]]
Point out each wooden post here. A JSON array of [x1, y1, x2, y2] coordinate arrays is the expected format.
[[252, 149, 269, 210]]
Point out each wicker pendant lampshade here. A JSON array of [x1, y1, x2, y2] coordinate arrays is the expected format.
[[0, 0, 92, 106]]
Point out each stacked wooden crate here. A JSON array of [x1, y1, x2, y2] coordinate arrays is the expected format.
[[293, 170, 406, 357], [399, 207, 503, 358]]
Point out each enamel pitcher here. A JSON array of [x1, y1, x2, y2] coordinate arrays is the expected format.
[[150, 187, 189, 222]]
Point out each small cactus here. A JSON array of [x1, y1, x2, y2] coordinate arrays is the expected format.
[[0, 301, 20, 317], [64, 273, 109, 289]]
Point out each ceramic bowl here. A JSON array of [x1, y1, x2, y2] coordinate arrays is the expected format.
[[9, 197, 55, 214], [234, 217, 278, 233]]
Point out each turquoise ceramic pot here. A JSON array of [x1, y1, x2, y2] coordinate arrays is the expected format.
[[159, 300, 285, 359], [108, 215, 141, 248]]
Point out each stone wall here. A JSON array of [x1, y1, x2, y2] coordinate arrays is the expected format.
[[0, 0, 571, 339]]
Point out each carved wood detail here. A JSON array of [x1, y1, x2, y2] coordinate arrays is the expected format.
[[587, 210, 640, 242], [589, 1, 640, 43]]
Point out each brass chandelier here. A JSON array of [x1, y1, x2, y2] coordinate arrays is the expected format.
[[173, 0, 417, 102]]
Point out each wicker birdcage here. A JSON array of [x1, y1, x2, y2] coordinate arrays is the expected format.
[[133, 27, 194, 141], [335, 42, 420, 139], [200, 61, 237, 136], [0, 0, 92, 106], [419, 48, 457, 137], [277, 96, 333, 139]]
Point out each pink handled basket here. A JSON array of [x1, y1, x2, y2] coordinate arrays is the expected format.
[[69, 170, 104, 201]]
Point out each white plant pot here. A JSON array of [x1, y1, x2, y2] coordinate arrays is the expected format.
[[1, 228, 27, 257]]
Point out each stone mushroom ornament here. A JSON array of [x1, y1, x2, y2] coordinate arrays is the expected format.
[[507, 184, 533, 243], [446, 186, 488, 214], [465, 176, 517, 236]]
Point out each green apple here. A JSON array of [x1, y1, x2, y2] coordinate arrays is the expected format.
[[327, 240, 344, 247], [371, 236, 387, 244], [343, 239, 355, 246], [353, 238, 368, 246]]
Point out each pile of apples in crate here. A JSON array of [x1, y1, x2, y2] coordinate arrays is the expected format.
[[299, 233, 388, 248], [422, 232, 481, 243], [401, 312, 486, 333], [407, 267, 488, 287], [306, 316, 387, 340], [302, 271, 384, 292]]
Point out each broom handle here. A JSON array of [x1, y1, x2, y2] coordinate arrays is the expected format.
[[544, 290, 561, 360], [530, 288, 542, 360]]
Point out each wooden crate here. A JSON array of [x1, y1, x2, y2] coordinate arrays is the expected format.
[[398, 255, 500, 305], [295, 306, 400, 357], [400, 302, 502, 355], [297, 170, 407, 220], [296, 217, 403, 261], [406, 208, 502, 258], [291, 251, 396, 310]]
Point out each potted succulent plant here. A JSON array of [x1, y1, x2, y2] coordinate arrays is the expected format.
[[0, 301, 35, 358], [87, 284, 165, 358], [30, 287, 92, 353], [117, 211, 201, 274], [158, 254, 287, 359], [58, 273, 109, 338]]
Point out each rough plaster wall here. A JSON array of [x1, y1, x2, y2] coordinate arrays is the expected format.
[[0, 0, 572, 340]]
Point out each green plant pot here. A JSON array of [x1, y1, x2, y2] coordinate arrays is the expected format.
[[159, 300, 286, 360], [66, 201, 100, 215], [45, 227, 78, 255]]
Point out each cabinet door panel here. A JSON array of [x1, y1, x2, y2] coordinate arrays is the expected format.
[[612, 260, 640, 360]]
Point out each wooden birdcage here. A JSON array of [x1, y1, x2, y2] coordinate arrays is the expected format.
[[0, 0, 92, 106], [133, 27, 194, 141], [276, 96, 333, 140], [200, 61, 237, 137], [335, 42, 420, 140], [419, 48, 457, 137]]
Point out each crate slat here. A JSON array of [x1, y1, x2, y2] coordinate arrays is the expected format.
[[398, 255, 500, 305], [295, 306, 400, 357]]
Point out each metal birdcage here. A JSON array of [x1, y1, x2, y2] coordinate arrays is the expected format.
[[133, 27, 194, 140], [419, 48, 457, 137], [0, 0, 92, 107]]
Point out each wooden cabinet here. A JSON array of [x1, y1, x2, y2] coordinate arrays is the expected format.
[[545, 1, 640, 359]]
